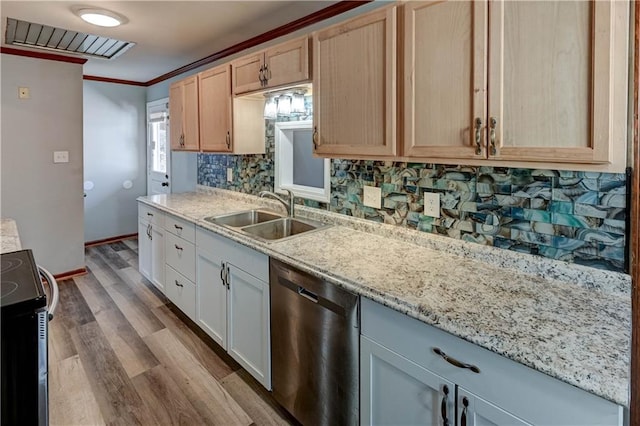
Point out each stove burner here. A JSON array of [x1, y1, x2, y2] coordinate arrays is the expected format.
[[1, 281, 19, 299], [1, 258, 24, 274]]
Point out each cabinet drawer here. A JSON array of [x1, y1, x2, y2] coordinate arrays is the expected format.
[[164, 214, 195, 242], [196, 228, 268, 281], [138, 203, 164, 227], [165, 233, 195, 282], [165, 265, 196, 321], [361, 297, 622, 426]]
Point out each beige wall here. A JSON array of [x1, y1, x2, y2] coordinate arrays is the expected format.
[[1, 54, 84, 274]]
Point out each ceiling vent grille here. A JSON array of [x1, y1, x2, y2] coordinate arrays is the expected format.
[[4, 18, 135, 60]]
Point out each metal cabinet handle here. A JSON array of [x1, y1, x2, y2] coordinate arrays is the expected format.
[[265, 63, 271, 80], [148, 224, 153, 241], [474, 117, 483, 155], [461, 397, 469, 426], [226, 131, 231, 149], [433, 348, 480, 373], [220, 265, 226, 287], [489, 117, 497, 156], [441, 385, 450, 426], [226, 265, 230, 289], [175, 280, 183, 288], [258, 65, 265, 86], [147, 212, 154, 216], [174, 224, 183, 230], [174, 244, 183, 251], [312, 127, 318, 149]]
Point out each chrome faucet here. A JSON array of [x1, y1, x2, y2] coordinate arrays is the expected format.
[[259, 189, 295, 217]]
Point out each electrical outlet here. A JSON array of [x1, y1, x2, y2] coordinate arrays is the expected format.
[[226, 168, 233, 182], [424, 192, 440, 217], [363, 185, 382, 209], [53, 151, 69, 163]]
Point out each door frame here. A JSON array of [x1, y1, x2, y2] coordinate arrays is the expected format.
[[146, 97, 171, 195], [631, 2, 639, 423]]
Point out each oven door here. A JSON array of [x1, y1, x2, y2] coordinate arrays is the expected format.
[[37, 266, 58, 426]]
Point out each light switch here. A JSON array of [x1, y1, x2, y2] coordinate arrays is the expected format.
[[18, 87, 30, 99], [53, 151, 69, 163], [424, 192, 440, 218], [363, 185, 381, 209], [226, 168, 233, 182]]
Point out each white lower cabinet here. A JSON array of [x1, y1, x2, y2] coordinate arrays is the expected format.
[[196, 227, 271, 390], [361, 336, 454, 425], [196, 249, 226, 347], [360, 297, 624, 426], [165, 265, 196, 320], [226, 264, 270, 388], [138, 219, 152, 280], [163, 213, 196, 321], [137, 203, 165, 293]]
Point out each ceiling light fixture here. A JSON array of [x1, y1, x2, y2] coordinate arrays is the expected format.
[[73, 7, 127, 27]]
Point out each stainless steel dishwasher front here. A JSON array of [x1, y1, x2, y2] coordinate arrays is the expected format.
[[270, 258, 359, 426]]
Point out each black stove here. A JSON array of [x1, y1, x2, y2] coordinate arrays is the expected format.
[[1, 249, 49, 426], [1, 249, 46, 316]]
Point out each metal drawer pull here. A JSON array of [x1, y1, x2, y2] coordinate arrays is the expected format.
[[174, 244, 183, 251], [441, 385, 450, 426], [461, 397, 469, 426], [174, 224, 183, 230], [175, 280, 183, 287], [433, 348, 480, 373], [147, 212, 153, 216]]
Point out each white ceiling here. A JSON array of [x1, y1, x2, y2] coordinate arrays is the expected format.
[[0, 1, 338, 83]]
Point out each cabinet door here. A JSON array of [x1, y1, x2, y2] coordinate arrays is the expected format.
[[227, 264, 271, 389], [150, 224, 165, 292], [488, 1, 610, 163], [196, 249, 227, 349], [169, 81, 184, 150], [138, 219, 152, 281], [313, 6, 397, 158], [232, 53, 264, 95], [458, 387, 531, 426], [403, 1, 487, 160], [199, 65, 232, 152], [361, 336, 455, 426], [181, 76, 200, 151], [264, 37, 309, 89]]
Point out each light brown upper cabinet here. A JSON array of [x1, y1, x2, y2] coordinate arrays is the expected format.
[[169, 76, 199, 151], [198, 65, 233, 152], [404, 0, 627, 165], [312, 6, 397, 158], [232, 37, 310, 95]]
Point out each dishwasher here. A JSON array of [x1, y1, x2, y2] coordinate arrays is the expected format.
[[270, 258, 359, 426]]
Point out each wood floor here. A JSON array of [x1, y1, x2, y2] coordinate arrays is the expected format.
[[49, 239, 297, 426]]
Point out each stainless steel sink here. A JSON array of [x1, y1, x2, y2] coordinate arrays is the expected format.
[[241, 217, 329, 241], [204, 210, 282, 228]]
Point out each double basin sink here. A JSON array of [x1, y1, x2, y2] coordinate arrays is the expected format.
[[204, 209, 329, 242]]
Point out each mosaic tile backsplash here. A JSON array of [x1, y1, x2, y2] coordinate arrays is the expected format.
[[198, 122, 628, 273]]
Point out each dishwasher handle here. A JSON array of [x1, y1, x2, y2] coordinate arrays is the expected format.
[[297, 286, 318, 303]]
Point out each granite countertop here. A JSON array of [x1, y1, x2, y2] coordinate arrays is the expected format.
[[1, 218, 22, 254], [138, 188, 631, 407]]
